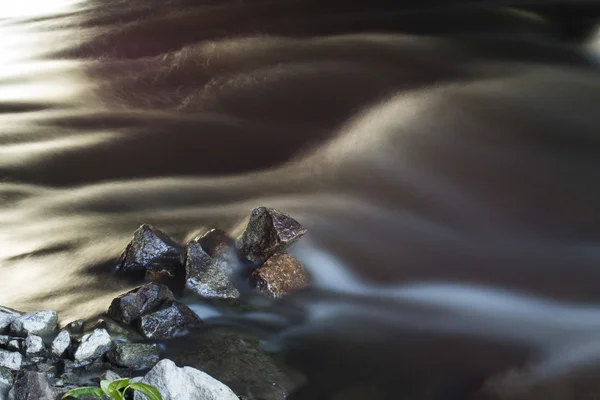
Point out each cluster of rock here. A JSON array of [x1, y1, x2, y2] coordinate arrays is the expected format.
[[116, 206, 310, 299], [0, 207, 308, 399]]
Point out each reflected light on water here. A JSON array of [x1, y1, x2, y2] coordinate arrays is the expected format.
[[0, 0, 81, 19]]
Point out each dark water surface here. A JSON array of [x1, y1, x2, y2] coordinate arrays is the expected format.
[[2, 1, 600, 398]]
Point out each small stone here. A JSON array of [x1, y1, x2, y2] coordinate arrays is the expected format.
[[73, 329, 112, 364], [64, 320, 84, 334], [198, 229, 240, 276], [116, 224, 185, 275], [6, 340, 20, 352], [107, 283, 175, 325], [138, 301, 202, 340], [7, 371, 56, 400], [100, 370, 121, 382], [133, 359, 238, 400], [108, 343, 159, 370], [10, 310, 58, 336], [251, 253, 310, 298], [25, 335, 44, 355], [94, 318, 131, 338], [37, 363, 57, 378], [237, 207, 307, 264], [51, 330, 71, 357], [184, 242, 240, 300], [0, 350, 22, 370], [0, 367, 13, 399], [0, 307, 22, 333]]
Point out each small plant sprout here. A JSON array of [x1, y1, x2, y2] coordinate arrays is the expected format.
[[61, 378, 163, 400]]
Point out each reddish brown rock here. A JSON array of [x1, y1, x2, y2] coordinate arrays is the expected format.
[[251, 253, 309, 298]]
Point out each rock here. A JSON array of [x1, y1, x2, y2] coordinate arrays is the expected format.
[[24, 335, 44, 355], [73, 329, 112, 364], [6, 341, 19, 353], [198, 229, 240, 276], [10, 310, 58, 336], [51, 330, 71, 357], [251, 253, 310, 298], [170, 329, 294, 400], [64, 320, 84, 334], [0, 367, 13, 399], [138, 301, 202, 340], [237, 207, 307, 264], [185, 241, 240, 300], [107, 343, 159, 370], [133, 359, 238, 400], [116, 224, 185, 276], [93, 318, 131, 338], [8, 371, 56, 400], [100, 370, 121, 382], [107, 283, 175, 325], [56, 359, 74, 375], [0, 308, 22, 333], [0, 351, 21, 371], [36, 363, 57, 378]]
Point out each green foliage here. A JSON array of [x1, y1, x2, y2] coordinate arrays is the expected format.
[[61, 378, 162, 400]]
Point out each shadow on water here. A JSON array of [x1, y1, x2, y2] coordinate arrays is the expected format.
[[2, 0, 600, 398]]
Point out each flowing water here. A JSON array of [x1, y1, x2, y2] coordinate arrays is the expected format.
[[2, 1, 600, 398]]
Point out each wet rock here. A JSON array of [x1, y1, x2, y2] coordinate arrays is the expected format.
[[7, 371, 56, 400], [133, 359, 238, 400], [198, 229, 240, 276], [93, 318, 131, 338], [64, 320, 84, 334], [108, 343, 159, 370], [0, 308, 22, 333], [73, 329, 112, 364], [185, 241, 240, 300], [237, 207, 307, 264], [107, 283, 175, 325], [138, 301, 202, 340], [170, 330, 295, 400], [51, 330, 71, 358], [100, 370, 121, 382], [24, 335, 44, 355], [0, 351, 21, 371], [251, 253, 310, 298], [10, 310, 58, 337], [116, 224, 185, 276], [0, 367, 13, 399]]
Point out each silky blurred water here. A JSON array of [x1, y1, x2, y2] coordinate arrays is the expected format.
[[1, 1, 600, 398]]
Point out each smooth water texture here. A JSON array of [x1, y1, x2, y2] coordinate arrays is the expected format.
[[2, 1, 600, 398]]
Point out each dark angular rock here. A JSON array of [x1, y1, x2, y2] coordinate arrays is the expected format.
[[138, 301, 202, 340], [7, 371, 56, 400], [251, 253, 310, 298], [10, 310, 58, 336], [107, 283, 175, 325], [116, 224, 185, 276], [64, 320, 84, 334], [237, 207, 307, 264], [108, 343, 159, 370], [0, 367, 13, 399], [198, 229, 235, 259], [185, 242, 240, 300]]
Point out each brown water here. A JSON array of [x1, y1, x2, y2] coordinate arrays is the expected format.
[[2, 1, 600, 398]]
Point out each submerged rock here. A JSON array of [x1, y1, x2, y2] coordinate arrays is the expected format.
[[107, 283, 174, 325], [7, 371, 56, 400], [198, 229, 240, 276], [237, 207, 307, 264], [0, 308, 22, 333], [138, 301, 202, 340], [251, 253, 310, 298], [107, 343, 159, 370], [64, 320, 84, 334], [10, 310, 58, 336], [133, 359, 238, 400], [185, 241, 240, 300], [73, 329, 112, 364], [0, 367, 13, 399], [24, 335, 44, 355], [93, 318, 131, 339], [0, 351, 21, 371], [116, 224, 185, 276], [51, 330, 71, 358]]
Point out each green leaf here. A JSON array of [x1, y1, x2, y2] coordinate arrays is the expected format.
[[127, 382, 163, 400], [61, 386, 104, 399], [100, 378, 130, 400]]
